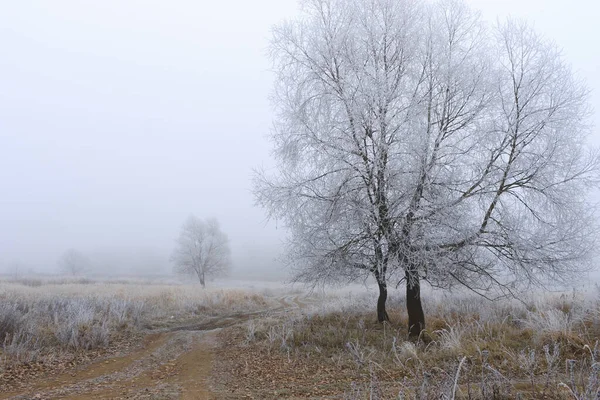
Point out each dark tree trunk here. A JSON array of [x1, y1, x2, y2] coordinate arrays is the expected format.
[[376, 279, 390, 323], [406, 270, 425, 338], [198, 271, 206, 288]]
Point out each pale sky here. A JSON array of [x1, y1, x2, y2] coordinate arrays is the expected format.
[[0, 0, 598, 277]]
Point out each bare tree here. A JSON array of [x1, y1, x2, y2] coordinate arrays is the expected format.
[[58, 249, 89, 276], [170, 215, 231, 287], [255, 0, 599, 337], [8, 261, 26, 279]]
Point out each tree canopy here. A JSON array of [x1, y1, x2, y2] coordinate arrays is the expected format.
[[171, 215, 231, 287], [255, 0, 599, 336]]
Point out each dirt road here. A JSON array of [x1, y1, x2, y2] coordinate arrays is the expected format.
[[0, 309, 284, 399], [0, 293, 313, 400], [2, 329, 214, 399]]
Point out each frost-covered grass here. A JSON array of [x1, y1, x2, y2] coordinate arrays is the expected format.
[[237, 287, 600, 399], [0, 279, 279, 365]]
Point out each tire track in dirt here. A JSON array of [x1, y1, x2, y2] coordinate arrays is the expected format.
[[62, 330, 213, 400], [0, 333, 170, 399], [2, 331, 194, 400], [2, 295, 312, 400]]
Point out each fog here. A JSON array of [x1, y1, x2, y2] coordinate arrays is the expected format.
[[0, 1, 598, 279]]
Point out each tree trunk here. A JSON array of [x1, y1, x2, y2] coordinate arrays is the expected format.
[[406, 270, 425, 338], [198, 271, 206, 288], [377, 280, 390, 323]]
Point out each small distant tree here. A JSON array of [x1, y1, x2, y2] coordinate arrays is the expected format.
[[58, 249, 89, 276], [8, 261, 26, 279], [170, 215, 231, 287]]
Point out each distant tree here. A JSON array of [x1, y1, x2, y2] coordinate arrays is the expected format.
[[58, 249, 89, 276], [8, 261, 26, 279], [255, 0, 599, 337], [170, 215, 231, 287]]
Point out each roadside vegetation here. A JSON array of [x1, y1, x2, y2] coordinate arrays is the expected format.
[[215, 287, 600, 399], [0, 277, 276, 388], [2, 277, 600, 398]]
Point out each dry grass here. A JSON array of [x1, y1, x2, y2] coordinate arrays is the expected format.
[[214, 288, 600, 399], [3, 277, 600, 399], [0, 279, 278, 368]]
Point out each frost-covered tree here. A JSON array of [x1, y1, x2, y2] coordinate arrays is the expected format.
[[8, 261, 26, 279], [255, 0, 599, 337], [58, 249, 89, 276], [170, 215, 231, 287]]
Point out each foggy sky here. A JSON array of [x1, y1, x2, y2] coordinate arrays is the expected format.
[[1, 1, 599, 277]]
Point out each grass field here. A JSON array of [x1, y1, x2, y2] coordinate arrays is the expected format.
[[0, 278, 277, 367], [215, 287, 600, 399], [1, 278, 600, 399]]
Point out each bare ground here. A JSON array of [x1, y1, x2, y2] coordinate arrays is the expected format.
[[2, 328, 215, 399], [0, 296, 307, 400]]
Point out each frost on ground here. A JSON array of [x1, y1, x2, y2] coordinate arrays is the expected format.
[[0, 277, 285, 395], [3, 278, 600, 399], [213, 287, 600, 399]]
